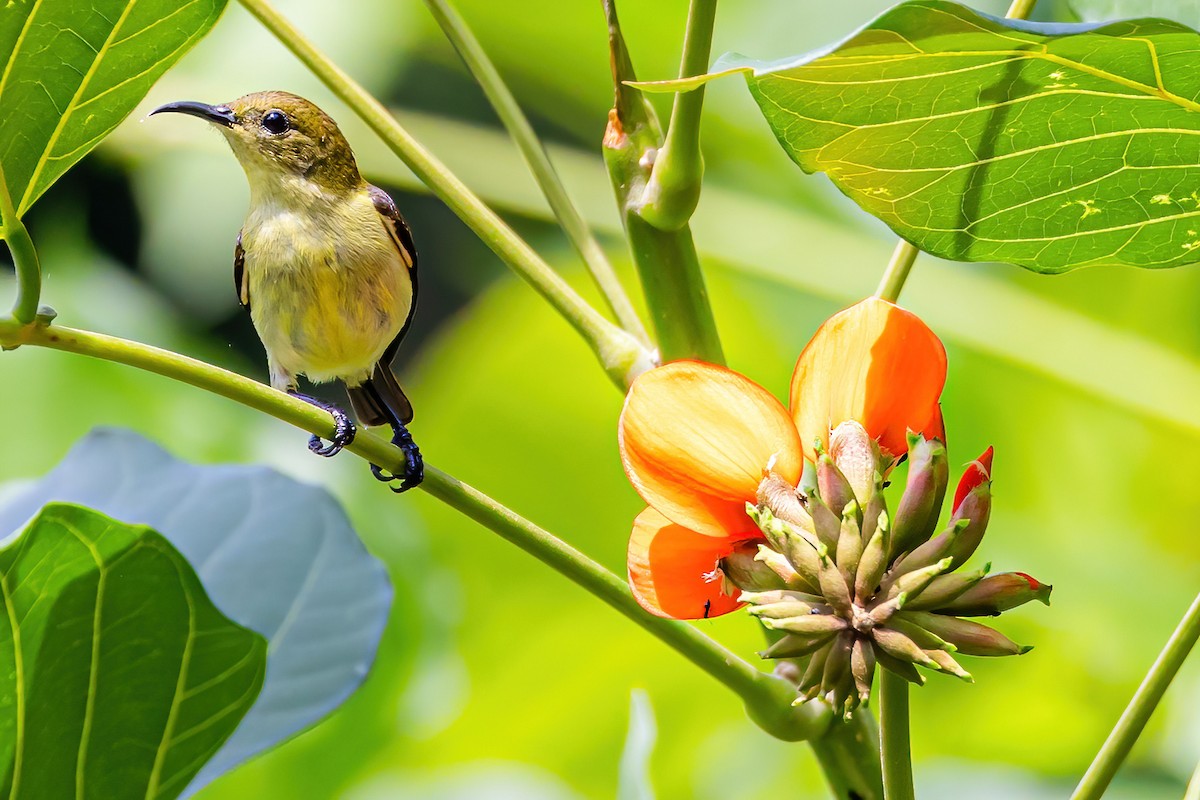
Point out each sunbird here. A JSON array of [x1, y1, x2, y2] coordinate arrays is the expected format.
[[151, 91, 423, 492]]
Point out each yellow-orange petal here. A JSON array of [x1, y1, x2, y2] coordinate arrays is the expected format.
[[619, 360, 803, 537], [627, 507, 745, 619], [790, 297, 946, 462]]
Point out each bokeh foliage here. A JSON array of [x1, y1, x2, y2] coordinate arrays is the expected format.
[[4, 0, 1200, 798]]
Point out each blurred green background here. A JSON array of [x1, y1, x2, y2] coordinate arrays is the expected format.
[[3, 0, 1200, 797]]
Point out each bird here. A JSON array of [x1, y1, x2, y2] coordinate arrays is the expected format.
[[151, 91, 423, 492]]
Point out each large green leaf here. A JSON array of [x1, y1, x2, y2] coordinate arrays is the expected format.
[[0, 0, 227, 220], [654, 1, 1200, 273], [0, 502, 265, 799], [0, 429, 393, 797]]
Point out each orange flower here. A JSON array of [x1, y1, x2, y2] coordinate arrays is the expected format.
[[619, 297, 946, 619]]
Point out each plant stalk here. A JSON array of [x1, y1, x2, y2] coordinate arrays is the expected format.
[[811, 713, 884, 800], [879, 670, 915, 800], [1070, 589, 1200, 800], [602, 0, 724, 364], [0, 315, 826, 741], [237, 0, 653, 389], [0, 164, 40, 325], [636, 0, 717, 231], [422, 0, 649, 346]]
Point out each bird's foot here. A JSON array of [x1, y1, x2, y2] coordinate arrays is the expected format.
[[371, 422, 423, 493], [288, 391, 357, 457]]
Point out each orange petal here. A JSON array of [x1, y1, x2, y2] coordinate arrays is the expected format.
[[620, 360, 803, 537], [627, 507, 745, 619], [790, 297, 946, 462]]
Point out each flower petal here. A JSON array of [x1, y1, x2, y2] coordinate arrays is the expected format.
[[790, 297, 947, 461], [953, 446, 994, 513], [627, 507, 744, 619], [620, 360, 803, 536]]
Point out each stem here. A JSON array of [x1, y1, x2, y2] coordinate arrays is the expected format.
[[874, 0, 1036, 305], [237, 0, 653, 389], [879, 670, 915, 800], [873, 241, 918, 304], [602, 0, 724, 364], [1186, 758, 1200, 800], [637, 0, 717, 231], [422, 0, 649, 347], [811, 713, 884, 800], [0, 164, 40, 325], [0, 315, 826, 741], [1070, 589, 1200, 800]]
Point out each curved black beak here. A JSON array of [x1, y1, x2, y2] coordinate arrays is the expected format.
[[150, 100, 237, 127]]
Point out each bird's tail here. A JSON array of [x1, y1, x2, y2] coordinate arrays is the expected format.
[[347, 363, 414, 428]]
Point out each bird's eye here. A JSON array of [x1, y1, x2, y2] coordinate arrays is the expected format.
[[261, 110, 289, 135]]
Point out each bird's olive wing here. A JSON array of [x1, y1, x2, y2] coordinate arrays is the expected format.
[[234, 231, 250, 310], [368, 185, 418, 363]]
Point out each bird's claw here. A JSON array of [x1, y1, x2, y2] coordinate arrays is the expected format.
[[371, 424, 423, 493], [289, 391, 357, 457]]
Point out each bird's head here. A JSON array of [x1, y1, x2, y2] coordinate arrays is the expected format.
[[151, 91, 363, 196]]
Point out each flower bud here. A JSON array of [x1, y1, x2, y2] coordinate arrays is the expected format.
[[872, 626, 939, 669], [818, 453, 856, 519], [926, 650, 973, 682], [806, 493, 842, 551], [944, 480, 992, 570], [890, 435, 948, 557], [884, 557, 953, 605], [895, 610, 1030, 657], [761, 633, 834, 659], [752, 506, 821, 593], [851, 638, 876, 704], [830, 420, 880, 504], [761, 612, 848, 636], [936, 572, 1052, 616], [836, 502, 864, 586], [816, 547, 853, 616], [744, 589, 830, 619], [902, 566, 989, 611], [854, 517, 889, 604], [721, 541, 787, 593], [756, 473, 814, 532]]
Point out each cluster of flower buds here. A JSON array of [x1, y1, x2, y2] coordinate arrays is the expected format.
[[721, 421, 1050, 716]]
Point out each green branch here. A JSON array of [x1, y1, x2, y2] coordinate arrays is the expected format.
[[602, 0, 724, 364], [0, 315, 826, 741], [636, 0, 717, 231], [422, 0, 649, 347], [236, 0, 653, 389], [1070, 589, 1200, 800], [879, 670, 915, 800], [0, 164, 41, 325]]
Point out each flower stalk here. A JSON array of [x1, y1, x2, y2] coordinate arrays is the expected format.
[[602, 0, 724, 365], [236, 0, 654, 389], [879, 669, 915, 800]]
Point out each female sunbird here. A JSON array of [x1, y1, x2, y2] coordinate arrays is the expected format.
[[151, 91, 423, 492]]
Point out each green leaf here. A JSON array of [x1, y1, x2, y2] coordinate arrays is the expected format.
[[0, 428, 393, 797], [0, 502, 265, 800], [0, 0, 227, 220], [703, 0, 1200, 273]]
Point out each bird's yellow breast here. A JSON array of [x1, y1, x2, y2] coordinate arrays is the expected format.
[[240, 184, 412, 387]]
